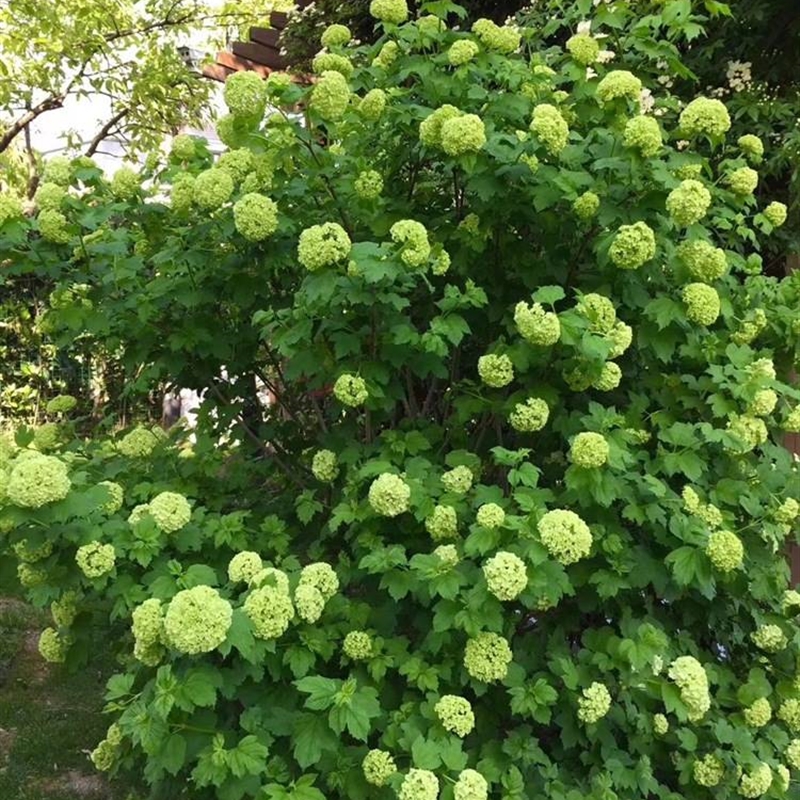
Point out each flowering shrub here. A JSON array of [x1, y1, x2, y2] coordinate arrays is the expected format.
[[3, 2, 800, 799]]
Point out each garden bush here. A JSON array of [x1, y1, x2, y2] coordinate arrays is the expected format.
[[3, 1, 800, 799]]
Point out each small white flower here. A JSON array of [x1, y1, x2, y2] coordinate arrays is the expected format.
[[577, 20, 592, 34], [640, 88, 654, 114], [586, 67, 598, 80], [596, 49, 615, 63]]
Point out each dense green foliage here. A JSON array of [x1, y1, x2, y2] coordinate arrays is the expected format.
[[3, 1, 800, 800]]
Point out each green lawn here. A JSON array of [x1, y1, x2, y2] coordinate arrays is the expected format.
[[0, 598, 126, 800]]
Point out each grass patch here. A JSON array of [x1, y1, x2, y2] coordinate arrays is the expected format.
[[0, 598, 127, 800]]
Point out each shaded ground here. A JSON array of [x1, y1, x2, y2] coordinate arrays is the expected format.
[[0, 598, 126, 800]]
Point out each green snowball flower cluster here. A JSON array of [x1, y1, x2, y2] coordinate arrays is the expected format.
[[333, 373, 368, 406], [783, 588, 800, 613], [579, 293, 617, 332], [51, 592, 78, 627], [743, 697, 772, 728], [787, 739, 800, 770], [218, 148, 254, 183], [369, 0, 408, 24], [667, 179, 712, 226], [442, 465, 473, 494], [434, 544, 460, 567], [128, 504, 150, 526], [749, 389, 777, 417], [674, 163, 704, 180], [668, 655, 710, 721], [193, 168, 234, 210], [358, 88, 387, 121], [680, 96, 731, 138], [739, 764, 772, 799], [390, 220, 431, 267], [6, 453, 70, 507], [245, 585, 295, 638], [363, 749, 397, 786], [777, 765, 790, 793], [369, 473, 411, 516], [785, 406, 800, 432], [653, 713, 669, 735], [312, 53, 353, 78], [38, 627, 68, 663], [228, 551, 263, 583], [399, 769, 439, 800], [706, 530, 744, 572], [738, 134, 764, 161], [354, 170, 383, 200], [34, 182, 66, 211], [435, 694, 475, 737], [573, 191, 600, 220], [416, 15, 445, 36], [608, 322, 633, 357], [42, 156, 72, 186], [449, 40, 479, 66], [454, 769, 488, 800], [17, 563, 46, 588], [432, 249, 451, 275], [609, 222, 656, 269], [223, 71, 267, 119], [14, 538, 53, 562], [779, 699, 800, 731], [727, 166, 758, 196], [321, 24, 351, 48], [148, 491, 191, 533], [596, 70, 643, 103], [98, 481, 123, 514], [32, 422, 60, 451], [298, 222, 351, 271], [425, 504, 458, 541], [441, 113, 487, 157], [775, 498, 800, 524], [233, 194, 279, 242], [483, 551, 527, 600], [478, 354, 514, 387], [693, 754, 724, 787], [0, 192, 23, 225], [677, 240, 727, 282], [420, 105, 461, 147], [312, 450, 339, 482], [250, 566, 290, 593], [764, 201, 787, 227], [566, 32, 599, 65], [472, 18, 520, 54], [310, 71, 351, 121], [530, 104, 569, 155], [163, 586, 233, 654], [751, 624, 787, 652], [594, 362, 622, 391], [476, 503, 505, 529], [570, 432, 610, 468], [76, 542, 116, 579], [623, 115, 662, 157], [298, 562, 339, 606], [38, 209, 71, 243], [110, 167, 139, 200], [46, 394, 77, 414], [682, 283, 720, 326], [373, 41, 399, 70], [464, 632, 513, 682], [538, 509, 592, 564], [732, 308, 767, 344], [132, 598, 165, 665], [170, 134, 196, 161], [726, 414, 768, 452], [343, 630, 373, 660], [577, 682, 611, 723], [170, 174, 195, 213], [514, 301, 561, 345]]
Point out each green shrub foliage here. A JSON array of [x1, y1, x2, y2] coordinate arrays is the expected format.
[[3, 2, 800, 799]]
